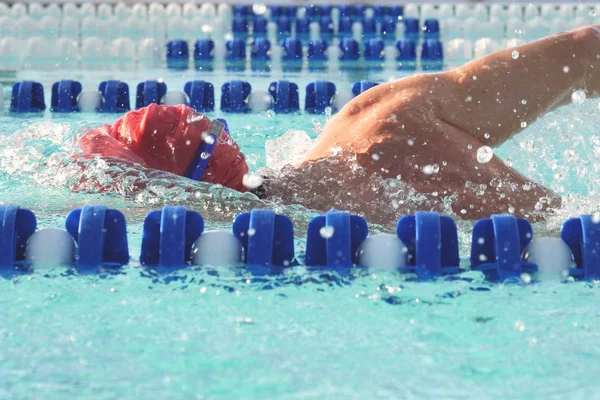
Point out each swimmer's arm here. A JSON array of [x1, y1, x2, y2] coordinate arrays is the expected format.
[[435, 26, 600, 147]]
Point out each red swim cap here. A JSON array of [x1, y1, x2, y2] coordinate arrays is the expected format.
[[78, 104, 250, 192]]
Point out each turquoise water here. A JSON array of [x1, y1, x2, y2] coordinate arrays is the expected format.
[[2, 67, 600, 399]]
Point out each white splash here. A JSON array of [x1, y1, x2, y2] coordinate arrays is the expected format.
[[265, 129, 314, 171]]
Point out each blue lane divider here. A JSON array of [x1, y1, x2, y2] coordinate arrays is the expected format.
[[184, 80, 215, 112], [362, 17, 377, 38], [380, 16, 396, 42], [221, 80, 251, 113], [373, 5, 387, 21], [355, 4, 367, 18], [98, 80, 130, 113], [424, 19, 440, 40], [319, 15, 334, 38], [305, 4, 320, 20], [396, 40, 417, 70], [4, 205, 600, 281], [339, 38, 360, 61], [269, 80, 300, 113], [561, 215, 600, 280], [470, 214, 537, 281], [140, 206, 204, 267], [50, 80, 82, 113], [338, 5, 357, 18], [364, 38, 385, 62], [233, 5, 252, 19], [305, 210, 368, 270], [338, 16, 353, 36], [0, 205, 36, 269], [404, 17, 420, 41], [270, 6, 284, 18], [166, 39, 189, 70], [251, 38, 271, 61], [226, 38, 247, 62], [136, 80, 167, 109], [232, 209, 295, 275], [253, 15, 268, 36], [281, 38, 303, 61], [276, 16, 292, 36], [352, 80, 379, 96], [320, 5, 333, 18], [271, 5, 297, 19], [421, 39, 444, 70], [295, 17, 310, 38], [65, 205, 129, 269], [231, 5, 247, 19], [194, 39, 214, 65], [10, 81, 45, 113], [388, 5, 404, 19], [307, 39, 328, 61], [232, 16, 250, 38], [305, 80, 336, 114], [396, 212, 460, 279]]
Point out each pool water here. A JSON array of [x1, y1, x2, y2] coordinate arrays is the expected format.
[[2, 65, 600, 399]]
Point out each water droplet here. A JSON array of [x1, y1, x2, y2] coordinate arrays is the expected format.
[[423, 164, 439, 175], [521, 99, 527, 105], [563, 149, 578, 162], [312, 118, 323, 133], [571, 89, 586, 105], [407, 139, 414, 146], [242, 174, 263, 189], [201, 132, 215, 144], [477, 237, 485, 245], [472, 75, 477, 80], [319, 226, 335, 239], [467, 144, 473, 150], [465, 95, 472, 102], [460, 209, 467, 215], [484, 132, 490, 139], [563, 65, 570, 73], [252, 4, 267, 15], [371, 153, 380, 161], [514, 321, 525, 332], [479, 253, 487, 262], [520, 273, 531, 284], [520, 121, 527, 128], [247, 228, 256, 236], [592, 213, 600, 223], [200, 152, 210, 159], [476, 146, 494, 164], [511, 50, 519, 60]]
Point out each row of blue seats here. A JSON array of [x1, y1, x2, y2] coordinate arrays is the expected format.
[[9, 79, 374, 114], [230, 15, 440, 41], [2, 204, 598, 282], [167, 37, 444, 69]]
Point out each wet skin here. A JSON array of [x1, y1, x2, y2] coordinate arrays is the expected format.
[[301, 26, 600, 219]]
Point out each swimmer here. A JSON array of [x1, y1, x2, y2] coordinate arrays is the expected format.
[[78, 26, 600, 221]]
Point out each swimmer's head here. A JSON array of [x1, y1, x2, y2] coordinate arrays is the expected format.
[[109, 104, 249, 192]]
